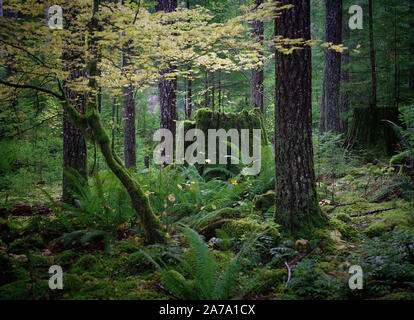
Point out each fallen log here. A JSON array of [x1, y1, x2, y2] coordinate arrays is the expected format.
[[350, 207, 394, 218]]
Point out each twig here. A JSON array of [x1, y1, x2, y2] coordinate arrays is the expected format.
[[157, 283, 180, 299], [284, 261, 291, 285], [350, 207, 394, 217]]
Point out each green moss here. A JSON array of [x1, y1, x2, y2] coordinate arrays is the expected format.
[[56, 250, 80, 266], [364, 221, 388, 237], [64, 273, 84, 291], [332, 213, 352, 223], [315, 261, 337, 273], [8, 234, 45, 253], [73, 254, 99, 271], [329, 218, 358, 240], [116, 239, 140, 254], [254, 190, 275, 213], [189, 108, 269, 179], [0, 279, 30, 299], [311, 229, 341, 255], [379, 210, 414, 229], [221, 217, 279, 241], [379, 291, 414, 300], [244, 268, 287, 297]]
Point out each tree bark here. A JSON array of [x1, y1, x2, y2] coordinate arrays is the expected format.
[[185, 65, 192, 119], [61, 7, 88, 204], [156, 0, 178, 148], [211, 71, 215, 113], [204, 69, 210, 108], [274, 0, 327, 236], [340, 14, 350, 134], [409, 0, 414, 91], [319, 0, 342, 133], [122, 40, 136, 169], [63, 0, 165, 244], [368, 0, 377, 109], [250, 0, 264, 112]]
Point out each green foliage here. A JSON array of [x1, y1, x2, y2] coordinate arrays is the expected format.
[[313, 131, 351, 179], [289, 259, 342, 299], [350, 231, 414, 296], [145, 227, 257, 300], [48, 169, 136, 232], [51, 229, 114, 255], [388, 104, 414, 171]]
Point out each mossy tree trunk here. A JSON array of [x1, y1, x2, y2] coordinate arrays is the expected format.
[[62, 7, 88, 204], [274, 0, 327, 236], [63, 0, 165, 244]]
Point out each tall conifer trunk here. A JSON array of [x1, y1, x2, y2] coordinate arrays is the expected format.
[[156, 0, 178, 146], [368, 0, 377, 109], [62, 7, 87, 204], [319, 0, 342, 133], [274, 0, 327, 236], [250, 0, 264, 112]]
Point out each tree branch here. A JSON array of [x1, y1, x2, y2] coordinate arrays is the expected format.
[[0, 79, 64, 100]]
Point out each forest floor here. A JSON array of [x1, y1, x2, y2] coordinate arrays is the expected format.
[[1, 160, 413, 300]]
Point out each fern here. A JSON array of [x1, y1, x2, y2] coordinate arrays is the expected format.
[[202, 166, 236, 179], [51, 229, 114, 254], [144, 227, 261, 300]]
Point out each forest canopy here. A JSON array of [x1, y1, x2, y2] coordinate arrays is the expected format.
[[0, 0, 413, 302]]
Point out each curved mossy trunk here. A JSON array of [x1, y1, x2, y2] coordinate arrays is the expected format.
[[346, 107, 400, 156], [62, 0, 165, 244], [274, 0, 327, 237]]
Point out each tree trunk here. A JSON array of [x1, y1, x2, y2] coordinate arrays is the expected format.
[[185, 65, 192, 119], [340, 14, 350, 134], [408, 0, 414, 91], [218, 70, 222, 112], [274, 0, 327, 236], [211, 71, 215, 113], [204, 69, 210, 108], [156, 0, 178, 149], [250, 0, 264, 112], [368, 0, 377, 109], [61, 8, 88, 204], [122, 39, 136, 169], [61, 0, 165, 244], [319, 0, 342, 134]]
